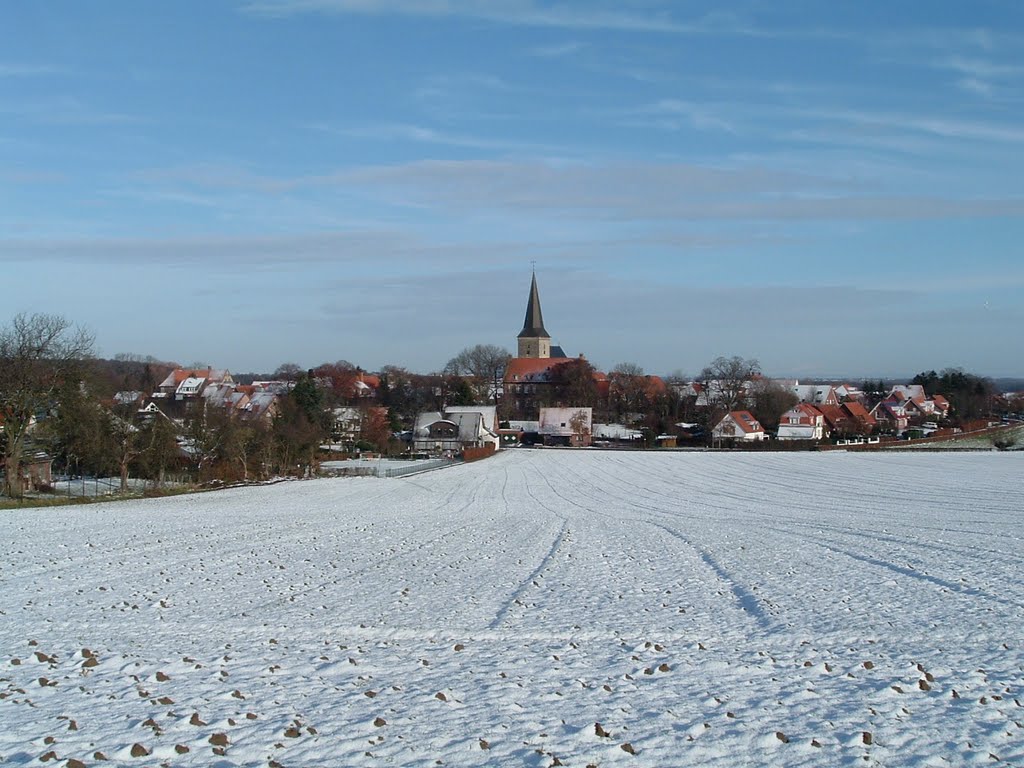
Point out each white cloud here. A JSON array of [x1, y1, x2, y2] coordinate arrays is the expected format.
[[241, 0, 692, 33]]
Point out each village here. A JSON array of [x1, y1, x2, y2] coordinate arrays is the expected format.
[[2, 273, 1021, 498], [3, 273, 1019, 499]]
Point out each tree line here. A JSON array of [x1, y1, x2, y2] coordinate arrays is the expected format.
[[2, 313, 1013, 498]]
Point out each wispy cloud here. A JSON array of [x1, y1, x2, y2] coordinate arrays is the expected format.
[[0, 96, 139, 126], [803, 107, 1024, 144], [242, 0, 695, 33], [119, 156, 1024, 226], [626, 98, 737, 134], [527, 41, 585, 58], [930, 55, 1023, 101], [0, 64, 61, 77], [0, 169, 67, 184], [312, 120, 560, 154], [340, 158, 1024, 222]]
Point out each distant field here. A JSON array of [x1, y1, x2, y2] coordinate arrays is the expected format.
[[904, 423, 1024, 450], [2, 451, 1022, 766]]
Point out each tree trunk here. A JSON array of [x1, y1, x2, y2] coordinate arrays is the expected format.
[[3, 430, 26, 498], [4, 453, 22, 498]]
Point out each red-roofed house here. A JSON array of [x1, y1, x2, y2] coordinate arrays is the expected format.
[[712, 411, 766, 442], [777, 403, 825, 440], [840, 400, 877, 434]]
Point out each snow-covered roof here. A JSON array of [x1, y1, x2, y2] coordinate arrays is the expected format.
[[176, 376, 206, 395], [593, 423, 642, 440]]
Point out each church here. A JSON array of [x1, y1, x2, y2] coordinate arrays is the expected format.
[[503, 273, 607, 418]]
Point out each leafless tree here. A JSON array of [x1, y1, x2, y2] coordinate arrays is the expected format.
[[749, 378, 798, 432], [608, 362, 648, 421], [697, 355, 761, 425], [444, 344, 511, 404], [0, 313, 94, 497]]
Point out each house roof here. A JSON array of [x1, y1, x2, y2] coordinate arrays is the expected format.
[[357, 373, 380, 389], [517, 272, 549, 339], [505, 357, 563, 381], [816, 404, 849, 429], [727, 410, 764, 434], [444, 405, 497, 429]]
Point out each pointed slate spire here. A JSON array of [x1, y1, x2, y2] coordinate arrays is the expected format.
[[518, 272, 549, 339]]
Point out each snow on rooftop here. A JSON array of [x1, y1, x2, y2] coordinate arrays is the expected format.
[[1, 451, 1022, 766]]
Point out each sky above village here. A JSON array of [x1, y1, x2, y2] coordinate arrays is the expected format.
[[2, 2, 1023, 378]]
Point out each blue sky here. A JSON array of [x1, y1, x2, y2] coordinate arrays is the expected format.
[[2, 1, 1023, 377]]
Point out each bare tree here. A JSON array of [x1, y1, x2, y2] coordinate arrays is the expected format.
[[749, 378, 798, 432], [0, 313, 93, 497], [272, 362, 304, 381], [697, 355, 761, 425], [608, 362, 648, 421], [444, 344, 511, 404]]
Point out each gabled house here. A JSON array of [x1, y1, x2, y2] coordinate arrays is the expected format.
[[777, 403, 825, 441], [444, 405, 499, 435], [833, 383, 865, 403], [870, 401, 909, 432], [157, 368, 233, 398], [818, 401, 877, 437], [841, 400, 877, 433], [792, 383, 839, 407], [539, 407, 593, 447], [412, 408, 500, 455], [712, 411, 766, 442], [243, 391, 280, 421]]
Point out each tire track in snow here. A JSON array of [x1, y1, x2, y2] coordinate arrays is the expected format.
[[642, 519, 780, 633], [487, 523, 570, 630], [486, 464, 571, 630], [772, 530, 1024, 612], [519, 453, 783, 634]]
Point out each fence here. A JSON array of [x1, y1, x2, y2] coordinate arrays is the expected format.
[[320, 457, 459, 479]]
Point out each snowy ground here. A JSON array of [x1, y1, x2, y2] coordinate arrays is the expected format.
[[2, 450, 1022, 767]]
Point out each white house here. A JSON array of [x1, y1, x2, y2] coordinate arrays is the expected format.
[[539, 407, 593, 446], [712, 410, 766, 442], [777, 403, 826, 440], [412, 408, 500, 454]]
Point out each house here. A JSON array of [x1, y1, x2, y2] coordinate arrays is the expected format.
[[444, 405, 499, 435], [712, 411, 766, 442], [202, 382, 250, 412], [538, 407, 593, 447], [792, 383, 839, 407], [776, 403, 826, 441], [332, 407, 365, 445], [157, 368, 233, 398], [243, 391, 280, 421], [331, 406, 390, 449], [352, 372, 381, 399], [412, 408, 500, 455], [833, 383, 865, 403], [870, 401, 909, 432], [841, 400, 877, 433], [593, 423, 644, 443], [815, 401, 876, 438]]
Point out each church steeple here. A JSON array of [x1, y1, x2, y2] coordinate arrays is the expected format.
[[517, 271, 551, 359]]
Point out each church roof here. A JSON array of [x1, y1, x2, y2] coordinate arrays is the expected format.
[[517, 272, 549, 339]]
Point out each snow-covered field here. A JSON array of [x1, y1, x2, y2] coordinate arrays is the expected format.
[[2, 450, 1022, 767]]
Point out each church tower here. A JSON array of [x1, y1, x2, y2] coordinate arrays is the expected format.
[[517, 272, 551, 359]]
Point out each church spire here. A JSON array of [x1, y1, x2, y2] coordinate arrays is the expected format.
[[519, 271, 548, 339], [517, 271, 551, 358]]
